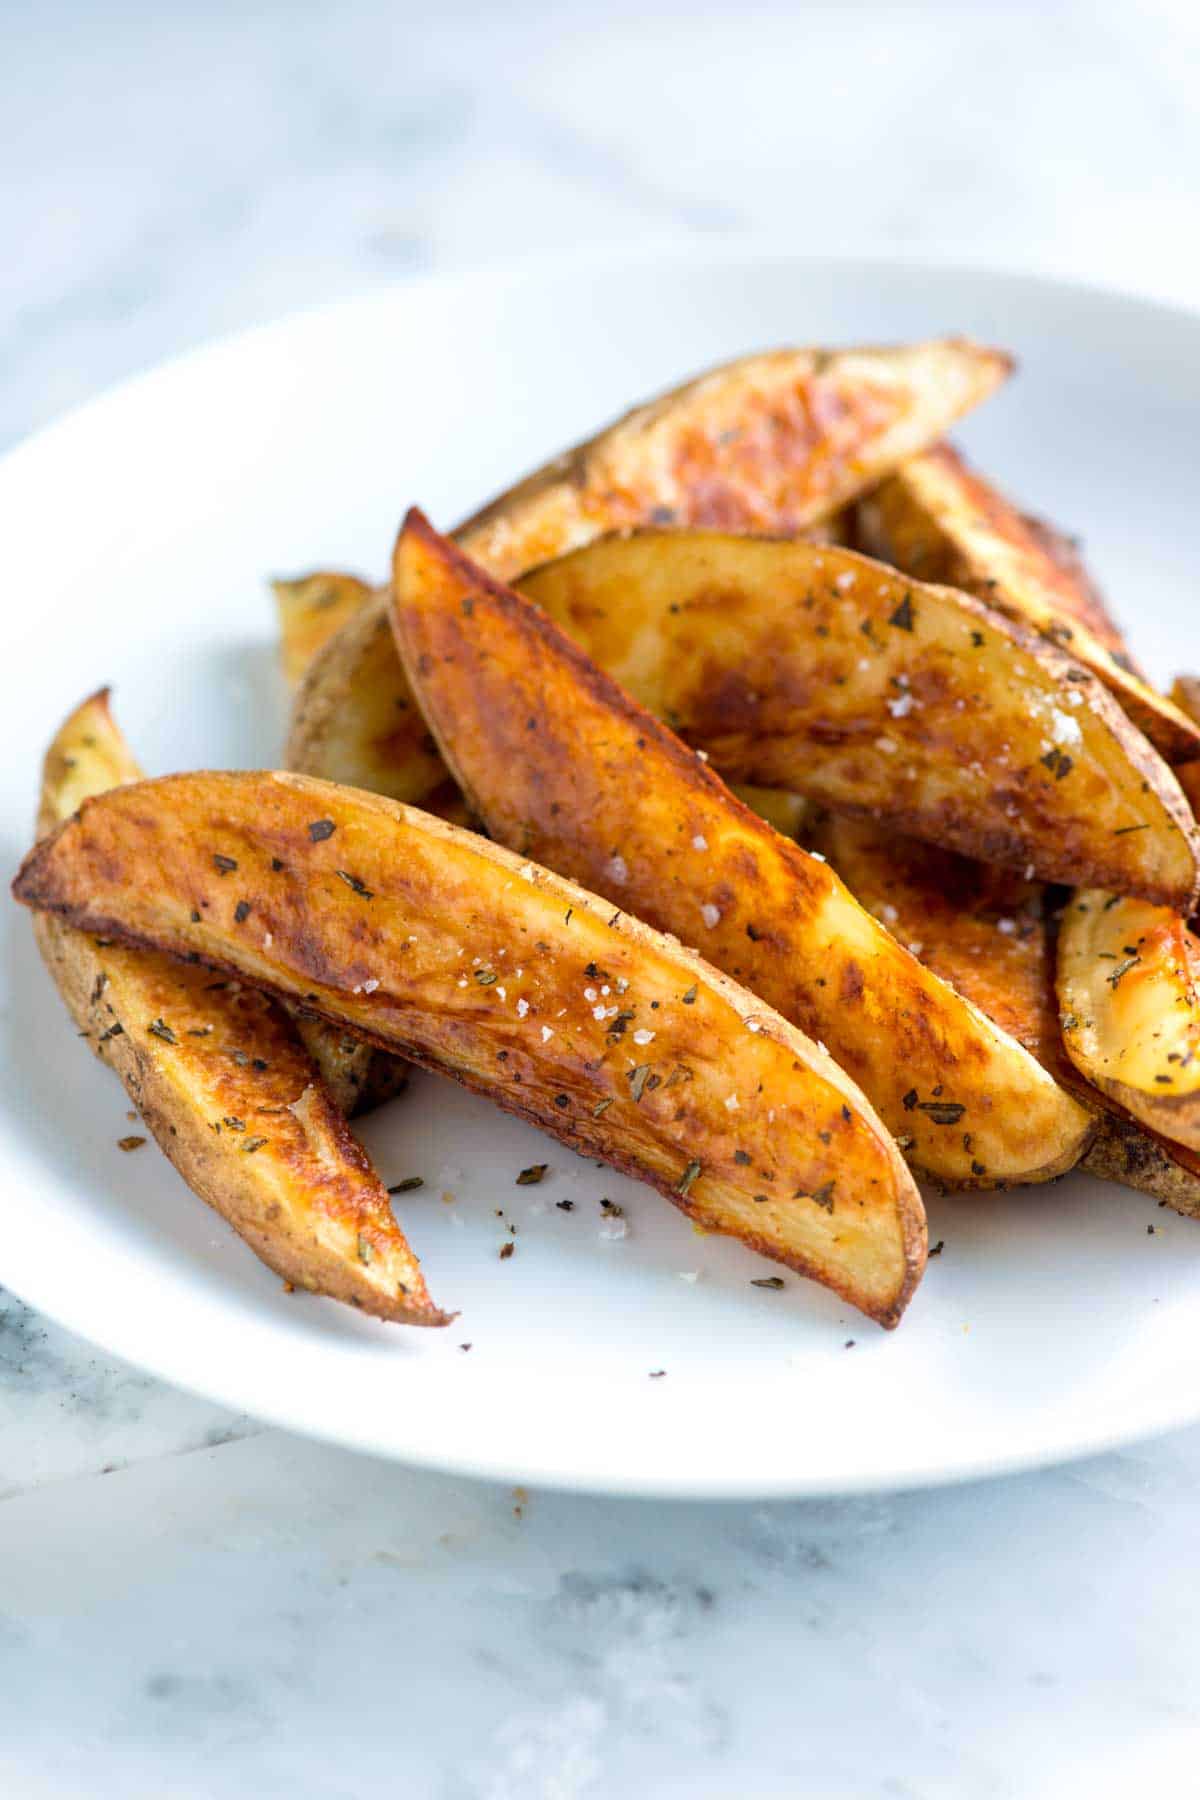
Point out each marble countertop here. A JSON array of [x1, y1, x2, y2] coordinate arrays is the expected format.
[[6, 1, 1200, 1793]]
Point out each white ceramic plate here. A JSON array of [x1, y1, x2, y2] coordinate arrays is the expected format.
[[3, 248, 1199, 1498]]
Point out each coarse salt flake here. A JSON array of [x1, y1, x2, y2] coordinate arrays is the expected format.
[[632, 1028, 655, 1046], [701, 903, 722, 928], [606, 854, 629, 885], [541, 1026, 554, 1042], [692, 834, 708, 851], [517, 998, 529, 1018]]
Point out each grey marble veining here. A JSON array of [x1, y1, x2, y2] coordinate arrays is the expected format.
[[6, 0, 1200, 1793]]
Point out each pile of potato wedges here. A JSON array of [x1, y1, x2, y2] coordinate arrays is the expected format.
[[14, 338, 1200, 1329]]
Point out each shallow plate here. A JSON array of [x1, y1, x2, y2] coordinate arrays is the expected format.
[[3, 248, 1199, 1498]]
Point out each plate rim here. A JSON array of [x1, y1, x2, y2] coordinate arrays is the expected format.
[[5, 242, 1200, 1499]]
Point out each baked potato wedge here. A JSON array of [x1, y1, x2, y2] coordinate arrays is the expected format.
[[273, 571, 377, 687], [517, 530, 1200, 910], [288, 338, 1012, 800], [855, 444, 1200, 767], [29, 693, 445, 1324], [13, 770, 927, 1325], [812, 813, 1200, 1212], [1058, 891, 1200, 1152], [1170, 678, 1200, 819], [389, 511, 1092, 1188]]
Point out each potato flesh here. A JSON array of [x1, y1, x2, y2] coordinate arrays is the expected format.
[[518, 531, 1200, 910], [13, 770, 926, 1325], [1058, 891, 1200, 1152], [30, 695, 444, 1323], [855, 444, 1200, 767], [390, 512, 1092, 1188], [287, 338, 1012, 802], [273, 572, 378, 687]]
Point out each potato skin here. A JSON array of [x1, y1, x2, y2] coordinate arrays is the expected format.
[[813, 813, 1200, 1212], [13, 770, 926, 1326], [390, 511, 1092, 1189], [855, 444, 1200, 767], [288, 338, 1011, 801], [29, 692, 444, 1324], [518, 530, 1200, 910]]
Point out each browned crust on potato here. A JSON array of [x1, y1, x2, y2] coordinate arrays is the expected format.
[[808, 814, 1069, 1079], [855, 444, 1200, 765], [517, 529, 1200, 910], [288, 339, 1012, 801], [13, 770, 926, 1325], [390, 510, 1092, 1189], [810, 811, 1200, 1212], [29, 693, 445, 1324]]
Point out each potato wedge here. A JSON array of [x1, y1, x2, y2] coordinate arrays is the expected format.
[[288, 338, 1011, 799], [811, 813, 1200, 1211], [273, 571, 377, 687], [389, 511, 1092, 1188], [855, 444, 1200, 766], [1058, 891, 1200, 1152], [1170, 678, 1200, 820], [517, 529, 1200, 910], [807, 814, 1066, 1078], [29, 693, 445, 1324], [13, 770, 926, 1325]]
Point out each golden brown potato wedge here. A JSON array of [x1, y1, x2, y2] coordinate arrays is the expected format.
[[807, 814, 1067, 1079], [811, 813, 1200, 1212], [389, 511, 1092, 1189], [1058, 891, 1200, 1152], [13, 770, 927, 1326], [288, 338, 1012, 799], [855, 444, 1200, 767], [273, 571, 378, 687], [517, 530, 1200, 910], [30, 693, 445, 1324]]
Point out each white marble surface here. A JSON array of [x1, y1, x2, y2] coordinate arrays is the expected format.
[[6, 0, 1200, 1792]]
